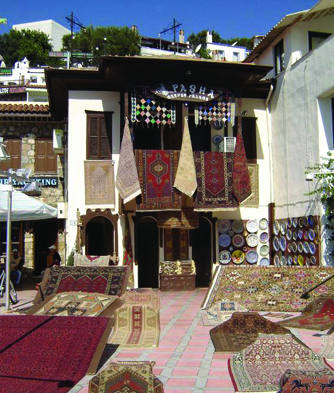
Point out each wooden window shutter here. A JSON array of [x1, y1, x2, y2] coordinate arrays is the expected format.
[[0, 139, 22, 171], [35, 139, 57, 173], [87, 112, 112, 159]]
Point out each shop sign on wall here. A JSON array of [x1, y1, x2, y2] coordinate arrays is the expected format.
[[151, 82, 221, 102], [0, 68, 12, 75], [0, 86, 26, 95], [0, 177, 58, 187]]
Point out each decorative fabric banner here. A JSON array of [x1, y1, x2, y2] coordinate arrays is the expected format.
[[240, 164, 259, 206], [157, 210, 199, 229], [198, 90, 232, 125], [174, 118, 197, 197], [0, 315, 112, 393], [228, 334, 332, 393], [84, 160, 115, 206], [136, 150, 181, 211], [123, 214, 134, 287], [193, 151, 238, 211], [74, 255, 111, 267], [108, 304, 160, 348], [116, 119, 141, 204], [164, 229, 189, 261], [202, 266, 334, 312], [232, 116, 252, 203], [279, 369, 334, 393], [279, 295, 334, 331]]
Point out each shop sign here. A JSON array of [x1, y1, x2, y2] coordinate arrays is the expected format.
[[151, 82, 221, 102], [0, 177, 58, 187], [0, 86, 26, 95], [0, 68, 12, 75]]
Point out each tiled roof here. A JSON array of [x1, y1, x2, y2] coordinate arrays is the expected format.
[[0, 103, 49, 114]]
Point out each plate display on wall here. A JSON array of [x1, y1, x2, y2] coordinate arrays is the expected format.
[[279, 236, 286, 252], [287, 243, 292, 253], [308, 229, 315, 241], [259, 218, 268, 230], [280, 255, 287, 266], [298, 217, 304, 228], [280, 220, 287, 235], [298, 255, 304, 266], [286, 229, 292, 241], [246, 234, 259, 248], [259, 232, 269, 244], [293, 231, 298, 241], [246, 219, 258, 233], [274, 254, 280, 266], [217, 219, 231, 233], [219, 234, 231, 248], [303, 216, 309, 227], [303, 241, 310, 254], [303, 231, 309, 240], [287, 256, 293, 265], [231, 250, 245, 265], [309, 242, 316, 255], [293, 255, 298, 265], [305, 257, 310, 266], [232, 234, 245, 248], [228, 230, 234, 237], [273, 236, 280, 252], [292, 217, 298, 228], [297, 241, 304, 253], [287, 218, 293, 228], [260, 257, 270, 266], [311, 256, 317, 265], [246, 250, 258, 264], [232, 220, 244, 234], [219, 250, 231, 265], [291, 242, 297, 253], [308, 215, 315, 226], [273, 220, 280, 235], [298, 230, 303, 240], [260, 245, 269, 256]]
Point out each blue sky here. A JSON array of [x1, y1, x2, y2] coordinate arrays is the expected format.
[[1, 0, 317, 41]]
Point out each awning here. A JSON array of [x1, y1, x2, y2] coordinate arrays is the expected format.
[[0, 184, 58, 221]]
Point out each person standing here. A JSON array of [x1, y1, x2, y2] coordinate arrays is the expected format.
[[10, 249, 24, 286], [47, 245, 62, 268]]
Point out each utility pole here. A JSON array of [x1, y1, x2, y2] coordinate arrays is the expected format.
[[65, 12, 85, 66], [159, 18, 182, 54]]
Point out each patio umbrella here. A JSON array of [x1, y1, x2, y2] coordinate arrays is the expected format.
[[0, 184, 58, 221]]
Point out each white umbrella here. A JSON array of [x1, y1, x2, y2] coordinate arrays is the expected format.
[[0, 184, 58, 221]]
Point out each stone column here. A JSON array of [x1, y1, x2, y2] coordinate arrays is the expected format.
[[24, 231, 34, 270]]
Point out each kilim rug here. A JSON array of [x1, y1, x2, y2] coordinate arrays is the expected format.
[[122, 214, 134, 287], [278, 369, 334, 393], [27, 292, 122, 317], [228, 334, 333, 393], [108, 304, 160, 348], [135, 150, 181, 211], [202, 265, 334, 312], [193, 151, 238, 211], [34, 265, 129, 304], [201, 300, 248, 326], [318, 332, 334, 360], [262, 312, 295, 319], [0, 315, 113, 393], [240, 164, 259, 207], [116, 119, 141, 204], [84, 160, 115, 206], [157, 210, 199, 229], [74, 255, 111, 267], [210, 312, 295, 353], [279, 296, 334, 331], [164, 228, 188, 261], [121, 288, 160, 309], [89, 361, 156, 393]]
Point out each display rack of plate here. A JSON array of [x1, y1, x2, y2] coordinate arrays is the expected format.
[[271, 216, 320, 266], [217, 218, 265, 266]]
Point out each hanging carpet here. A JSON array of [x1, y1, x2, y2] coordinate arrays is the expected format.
[[0, 315, 113, 393], [210, 312, 294, 353], [157, 210, 199, 229], [136, 150, 181, 211], [202, 265, 334, 312], [122, 214, 134, 287], [278, 369, 334, 393], [228, 333, 333, 393], [73, 255, 111, 267], [164, 228, 188, 261], [84, 161, 115, 206], [279, 295, 334, 331]]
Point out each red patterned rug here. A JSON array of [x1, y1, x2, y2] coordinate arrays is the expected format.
[[135, 150, 181, 211], [0, 315, 113, 393]]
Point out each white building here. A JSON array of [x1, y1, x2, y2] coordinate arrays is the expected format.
[[205, 31, 249, 62], [13, 20, 70, 51]]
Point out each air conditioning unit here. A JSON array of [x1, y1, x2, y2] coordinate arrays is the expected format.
[[53, 129, 64, 155], [218, 137, 236, 153], [57, 202, 67, 219]]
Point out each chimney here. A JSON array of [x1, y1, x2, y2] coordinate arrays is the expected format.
[[206, 31, 213, 44], [131, 25, 138, 33], [179, 29, 185, 44], [252, 35, 264, 48]]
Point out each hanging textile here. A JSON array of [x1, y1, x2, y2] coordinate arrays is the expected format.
[[122, 214, 134, 287], [157, 210, 199, 229], [193, 151, 238, 211], [135, 150, 181, 211], [198, 90, 232, 126], [164, 229, 189, 261], [173, 117, 197, 197], [84, 161, 115, 206], [116, 119, 141, 204], [232, 115, 252, 203]]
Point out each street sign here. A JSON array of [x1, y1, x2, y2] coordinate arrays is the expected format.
[[0, 68, 12, 75], [49, 51, 67, 58], [72, 52, 93, 58], [0, 18, 7, 25]]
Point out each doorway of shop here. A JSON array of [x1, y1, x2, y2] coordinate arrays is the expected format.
[[34, 219, 59, 275], [137, 217, 159, 288], [191, 217, 212, 287], [85, 217, 114, 256]]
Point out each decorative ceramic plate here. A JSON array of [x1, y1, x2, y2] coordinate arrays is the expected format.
[[231, 250, 245, 265], [305, 257, 310, 266], [293, 231, 298, 241], [280, 255, 287, 266], [298, 255, 304, 266], [287, 243, 292, 253], [309, 242, 316, 255], [219, 250, 231, 265], [279, 236, 286, 252], [311, 256, 317, 265], [246, 234, 259, 248], [232, 220, 244, 234], [297, 241, 304, 253], [228, 230, 234, 237], [292, 218, 298, 228], [259, 218, 268, 230], [291, 242, 297, 253], [308, 215, 315, 226], [298, 217, 304, 228], [260, 245, 269, 256], [303, 216, 309, 227], [308, 229, 315, 241], [280, 220, 287, 236], [259, 232, 269, 244], [287, 256, 293, 266], [287, 218, 293, 228], [260, 257, 270, 266], [286, 229, 292, 241], [219, 234, 231, 248], [298, 230, 303, 240], [293, 255, 298, 265], [246, 219, 258, 233], [232, 234, 245, 248], [303, 231, 309, 240], [246, 250, 258, 264], [273, 236, 280, 252], [273, 220, 280, 235], [217, 219, 231, 233], [303, 241, 310, 254], [274, 254, 280, 266]]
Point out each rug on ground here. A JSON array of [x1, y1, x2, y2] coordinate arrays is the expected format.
[[121, 288, 160, 309], [278, 369, 334, 393], [201, 300, 248, 326], [202, 265, 334, 312], [0, 315, 113, 393], [228, 333, 333, 392]]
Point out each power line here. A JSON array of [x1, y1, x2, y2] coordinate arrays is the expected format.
[[159, 18, 182, 53]]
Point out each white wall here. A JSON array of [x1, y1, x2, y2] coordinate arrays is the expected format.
[[206, 43, 248, 62]]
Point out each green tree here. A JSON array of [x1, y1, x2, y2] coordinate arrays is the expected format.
[[62, 25, 141, 66], [0, 29, 53, 67]]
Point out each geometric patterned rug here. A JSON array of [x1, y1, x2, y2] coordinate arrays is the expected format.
[[121, 288, 160, 309], [201, 300, 248, 326], [74, 255, 111, 267], [228, 334, 333, 392], [108, 304, 160, 348], [202, 266, 334, 312], [27, 292, 122, 317]]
